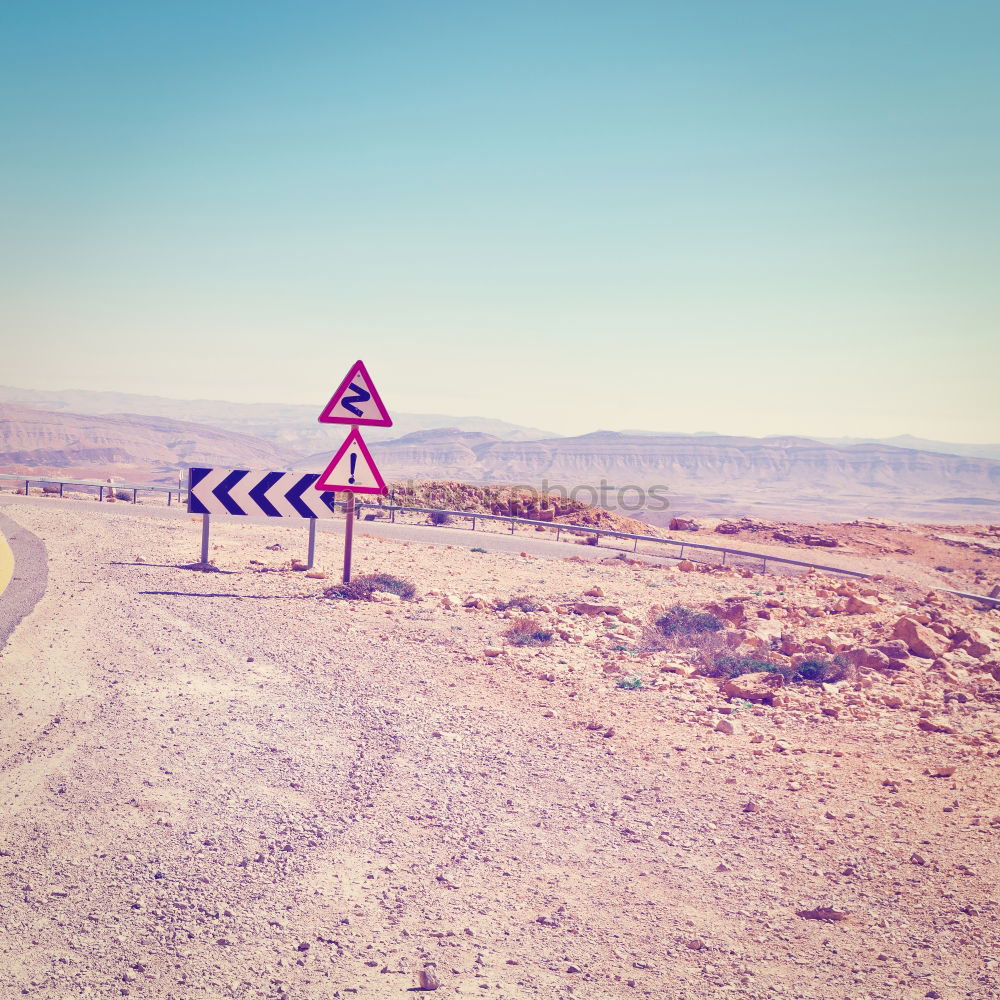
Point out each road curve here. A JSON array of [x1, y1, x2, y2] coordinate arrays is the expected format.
[[0, 508, 48, 653]]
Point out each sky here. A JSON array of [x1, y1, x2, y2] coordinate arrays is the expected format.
[[2, 1, 998, 441]]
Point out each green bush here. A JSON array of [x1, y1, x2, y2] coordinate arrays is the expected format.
[[656, 605, 724, 638], [616, 676, 643, 690], [323, 573, 416, 602], [429, 510, 452, 526], [704, 653, 850, 684], [471, 547, 487, 553]]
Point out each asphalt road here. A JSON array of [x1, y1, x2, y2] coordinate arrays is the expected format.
[[0, 508, 48, 653], [0, 492, 682, 568]]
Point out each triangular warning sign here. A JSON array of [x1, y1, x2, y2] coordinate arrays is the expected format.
[[318, 360, 392, 427], [315, 428, 388, 495]]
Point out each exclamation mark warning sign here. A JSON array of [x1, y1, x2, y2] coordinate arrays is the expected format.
[[315, 427, 387, 495]]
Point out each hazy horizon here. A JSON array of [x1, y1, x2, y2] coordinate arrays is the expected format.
[[3, 380, 1000, 448], [3, 2, 998, 443]]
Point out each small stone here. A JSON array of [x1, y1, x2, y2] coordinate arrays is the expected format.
[[418, 967, 441, 990], [742, 801, 760, 813], [686, 939, 704, 950], [714, 719, 735, 735], [297, 941, 310, 952]]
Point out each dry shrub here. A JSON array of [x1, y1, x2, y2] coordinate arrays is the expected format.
[[323, 573, 416, 601], [496, 595, 541, 612], [656, 605, 724, 638], [504, 618, 554, 646]]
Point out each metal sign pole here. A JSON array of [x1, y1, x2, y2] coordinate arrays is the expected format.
[[200, 514, 211, 565], [343, 493, 355, 583], [307, 518, 317, 569]]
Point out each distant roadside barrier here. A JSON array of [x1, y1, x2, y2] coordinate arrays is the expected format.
[[2, 473, 998, 607], [0, 473, 183, 504]]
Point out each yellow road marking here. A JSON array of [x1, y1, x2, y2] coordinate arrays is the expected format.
[[0, 530, 12, 596]]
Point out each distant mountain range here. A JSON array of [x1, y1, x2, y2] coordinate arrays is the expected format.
[[0, 385, 555, 453], [2, 388, 999, 523]]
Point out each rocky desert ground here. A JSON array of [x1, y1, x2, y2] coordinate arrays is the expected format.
[[0, 497, 998, 1000]]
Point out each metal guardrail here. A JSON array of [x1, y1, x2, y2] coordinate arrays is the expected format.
[[0, 473, 185, 505], [3, 474, 998, 605]]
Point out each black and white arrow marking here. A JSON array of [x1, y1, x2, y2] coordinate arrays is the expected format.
[[188, 468, 338, 519]]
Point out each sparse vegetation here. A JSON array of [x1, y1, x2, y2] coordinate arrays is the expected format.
[[496, 595, 541, 613], [429, 510, 452, 526], [323, 573, 416, 602], [656, 605, 724, 638], [471, 547, 487, 553], [616, 676, 643, 690], [504, 619, 555, 646], [703, 653, 851, 684]]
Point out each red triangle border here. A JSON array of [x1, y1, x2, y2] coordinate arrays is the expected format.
[[318, 360, 393, 427], [314, 427, 388, 495]]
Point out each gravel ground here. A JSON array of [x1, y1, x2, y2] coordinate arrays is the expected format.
[[0, 499, 997, 1000]]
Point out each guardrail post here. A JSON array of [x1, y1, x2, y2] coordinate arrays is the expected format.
[[679, 544, 684, 559], [59, 483, 64, 497], [471, 515, 476, 531], [762, 558, 767, 573], [132, 489, 137, 504], [25, 480, 29, 494], [99, 486, 104, 502], [510, 519, 515, 534]]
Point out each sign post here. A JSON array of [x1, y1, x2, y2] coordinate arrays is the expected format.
[[187, 467, 339, 566], [315, 360, 391, 583]]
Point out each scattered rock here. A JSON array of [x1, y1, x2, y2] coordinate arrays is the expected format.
[[893, 617, 949, 659], [417, 967, 440, 990], [796, 906, 849, 921], [723, 671, 785, 705], [918, 718, 958, 735]]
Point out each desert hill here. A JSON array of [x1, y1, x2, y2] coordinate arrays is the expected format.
[[4, 401, 1000, 523], [297, 428, 1000, 523], [0, 385, 555, 451], [0, 403, 296, 479]]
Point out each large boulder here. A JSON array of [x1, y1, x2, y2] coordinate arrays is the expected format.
[[844, 647, 892, 670], [571, 602, 623, 617], [669, 518, 699, 531], [803, 534, 838, 547], [722, 671, 786, 705], [893, 617, 949, 659], [845, 596, 880, 615]]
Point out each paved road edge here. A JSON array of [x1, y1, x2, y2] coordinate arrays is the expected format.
[[0, 509, 48, 654]]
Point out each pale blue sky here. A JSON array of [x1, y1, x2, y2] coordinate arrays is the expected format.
[[2, 1, 998, 440]]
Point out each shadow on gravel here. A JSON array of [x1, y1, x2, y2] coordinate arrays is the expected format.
[[138, 591, 313, 600], [110, 561, 236, 573], [138, 590, 307, 599]]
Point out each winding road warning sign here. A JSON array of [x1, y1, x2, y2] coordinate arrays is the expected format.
[[315, 427, 387, 495], [318, 360, 392, 427]]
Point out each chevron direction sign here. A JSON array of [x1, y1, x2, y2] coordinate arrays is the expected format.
[[187, 468, 338, 519]]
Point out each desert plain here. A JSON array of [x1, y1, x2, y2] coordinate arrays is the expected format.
[[0, 495, 998, 1000]]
